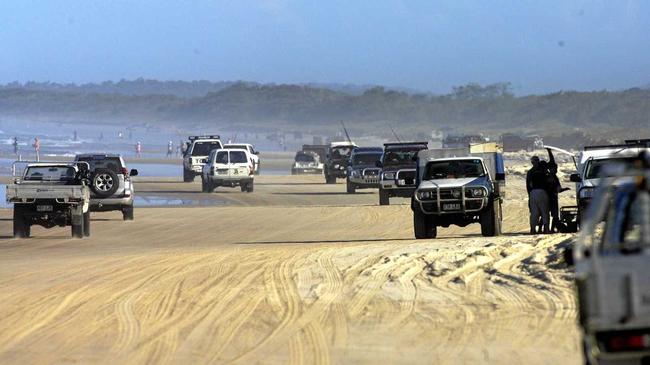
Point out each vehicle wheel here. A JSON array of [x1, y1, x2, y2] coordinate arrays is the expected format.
[[246, 181, 254, 193], [325, 174, 336, 184], [346, 180, 356, 194], [71, 216, 84, 239], [414, 210, 437, 239], [13, 205, 29, 238], [183, 168, 194, 182], [240, 184, 247, 192], [379, 188, 390, 206], [90, 168, 120, 198], [122, 206, 134, 221], [83, 211, 91, 237], [480, 200, 501, 237]]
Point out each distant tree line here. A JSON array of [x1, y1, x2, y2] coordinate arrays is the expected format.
[[0, 81, 648, 141]]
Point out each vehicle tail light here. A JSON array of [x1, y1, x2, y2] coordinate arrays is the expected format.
[[600, 332, 650, 352]]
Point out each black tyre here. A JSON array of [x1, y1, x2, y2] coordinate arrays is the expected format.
[[91, 168, 120, 198], [246, 181, 254, 193], [480, 199, 502, 237], [346, 180, 356, 194], [202, 178, 210, 193], [122, 206, 134, 221], [379, 188, 390, 206], [13, 205, 30, 238], [240, 183, 247, 192], [83, 211, 91, 237], [71, 216, 84, 238], [414, 210, 437, 239], [183, 168, 194, 182]]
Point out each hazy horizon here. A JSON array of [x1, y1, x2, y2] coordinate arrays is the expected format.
[[2, 1, 649, 95]]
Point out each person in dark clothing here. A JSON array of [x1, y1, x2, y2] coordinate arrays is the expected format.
[[529, 160, 550, 234], [545, 149, 570, 232], [526, 155, 540, 194]]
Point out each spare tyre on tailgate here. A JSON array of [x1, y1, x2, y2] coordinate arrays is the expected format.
[[91, 168, 120, 198]]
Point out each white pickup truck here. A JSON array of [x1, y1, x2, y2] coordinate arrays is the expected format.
[[6, 162, 91, 238], [569, 153, 650, 365]]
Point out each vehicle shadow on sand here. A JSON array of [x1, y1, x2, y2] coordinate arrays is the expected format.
[[233, 237, 413, 245], [271, 192, 375, 196]]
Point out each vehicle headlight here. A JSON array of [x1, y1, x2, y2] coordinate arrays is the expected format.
[[383, 172, 395, 180], [452, 190, 461, 198], [351, 170, 360, 178], [417, 190, 434, 200], [580, 188, 594, 199], [470, 188, 485, 197], [334, 164, 340, 169]]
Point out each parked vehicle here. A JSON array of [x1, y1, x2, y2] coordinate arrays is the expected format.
[[324, 141, 358, 184], [568, 152, 650, 365], [7, 161, 91, 238], [411, 144, 505, 238], [224, 143, 260, 174], [378, 142, 428, 205], [346, 147, 383, 193], [291, 150, 324, 175], [74, 154, 138, 221], [569, 139, 650, 225], [183, 135, 223, 182], [201, 148, 255, 192], [443, 134, 488, 149]]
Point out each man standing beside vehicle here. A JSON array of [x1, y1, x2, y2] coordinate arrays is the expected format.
[[529, 160, 550, 234]]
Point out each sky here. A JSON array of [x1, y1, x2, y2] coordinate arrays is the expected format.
[[1, 0, 649, 94]]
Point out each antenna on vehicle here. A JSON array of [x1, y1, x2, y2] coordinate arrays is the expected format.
[[389, 125, 402, 142], [341, 121, 353, 143]]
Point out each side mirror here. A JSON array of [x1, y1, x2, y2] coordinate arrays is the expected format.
[[130, 169, 139, 176], [495, 173, 506, 181], [563, 246, 574, 266], [375, 161, 383, 168], [570, 173, 581, 183]]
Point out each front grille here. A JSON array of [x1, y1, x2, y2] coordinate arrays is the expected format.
[[439, 188, 461, 200], [363, 168, 380, 176]]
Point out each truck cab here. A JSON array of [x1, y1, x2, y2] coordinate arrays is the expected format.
[[378, 142, 428, 205], [411, 145, 505, 238], [570, 140, 650, 223], [183, 135, 223, 182]]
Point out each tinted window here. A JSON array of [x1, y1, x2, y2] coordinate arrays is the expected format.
[[192, 141, 222, 156], [296, 153, 315, 162], [424, 160, 485, 179], [215, 151, 228, 164], [76, 156, 123, 173], [585, 157, 637, 179], [230, 151, 248, 163], [24, 166, 76, 181], [382, 148, 423, 167], [352, 153, 381, 165]]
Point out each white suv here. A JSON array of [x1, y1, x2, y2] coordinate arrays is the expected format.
[[223, 143, 260, 174], [183, 135, 223, 182], [201, 148, 255, 193]]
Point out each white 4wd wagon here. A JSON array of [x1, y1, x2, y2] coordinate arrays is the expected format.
[[201, 148, 255, 193], [224, 143, 260, 174], [183, 135, 223, 182]]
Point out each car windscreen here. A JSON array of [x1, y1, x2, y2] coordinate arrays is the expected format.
[[424, 160, 485, 179], [381, 148, 422, 167], [295, 153, 315, 163], [76, 157, 123, 173], [352, 153, 381, 166], [24, 166, 76, 181], [585, 157, 637, 179], [230, 151, 248, 164], [192, 141, 222, 156], [330, 147, 352, 159]]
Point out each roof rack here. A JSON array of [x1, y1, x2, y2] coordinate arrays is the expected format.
[[584, 139, 650, 151], [189, 135, 220, 141], [383, 141, 428, 147]]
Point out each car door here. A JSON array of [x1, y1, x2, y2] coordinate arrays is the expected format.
[[228, 151, 251, 177]]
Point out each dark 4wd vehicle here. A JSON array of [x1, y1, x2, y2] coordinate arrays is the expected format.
[[74, 154, 138, 221], [346, 147, 383, 193], [324, 142, 358, 184], [377, 142, 428, 205]]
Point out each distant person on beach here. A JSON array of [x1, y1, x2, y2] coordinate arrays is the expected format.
[[167, 140, 174, 158], [33, 137, 41, 161], [118, 131, 123, 139], [135, 141, 142, 158], [12, 137, 18, 155]]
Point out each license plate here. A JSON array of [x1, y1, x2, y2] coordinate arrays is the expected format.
[[37, 205, 53, 212], [443, 203, 461, 211]]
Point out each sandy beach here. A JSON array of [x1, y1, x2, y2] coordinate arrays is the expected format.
[[0, 162, 581, 364]]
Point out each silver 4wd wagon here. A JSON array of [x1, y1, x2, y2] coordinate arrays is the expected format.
[[7, 161, 91, 238], [569, 154, 650, 365], [74, 154, 138, 220]]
